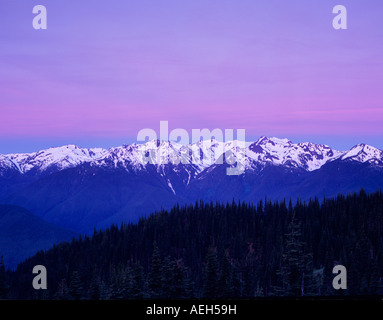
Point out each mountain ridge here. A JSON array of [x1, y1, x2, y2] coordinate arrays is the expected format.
[[1, 137, 382, 176], [1, 137, 383, 233], [0, 204, 77, 269]]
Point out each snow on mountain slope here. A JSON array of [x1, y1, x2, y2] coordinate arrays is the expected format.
[[0, 154, 20, 174], [94, 139, 239, 173], [246, 137, 344, 171], [2, 138, 382, 176], [6, 145, 108, 174], [93, 140, 197, 172], [341, 144, 383, 165]]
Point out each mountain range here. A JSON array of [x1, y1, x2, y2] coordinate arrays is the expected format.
[[0, 205, 76, 268], [1, 137, 383, 234]]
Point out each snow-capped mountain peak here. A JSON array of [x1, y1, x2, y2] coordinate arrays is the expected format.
[[5, 145, 108, 174], [255, 136, 292, 146], [0, 154, 20, 173], [246, 137, 344, 171], [2, 138, 383, 175], [341, 144, 383, 165]]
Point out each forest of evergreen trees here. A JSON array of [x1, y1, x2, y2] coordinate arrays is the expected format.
[[1, 189, 383, 299]]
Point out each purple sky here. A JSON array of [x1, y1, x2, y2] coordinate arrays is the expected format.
[[1, 0, 383, 153]]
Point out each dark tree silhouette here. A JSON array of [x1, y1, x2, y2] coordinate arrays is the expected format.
[[4, 189, 383, 299]]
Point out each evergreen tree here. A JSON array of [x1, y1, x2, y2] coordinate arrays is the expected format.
[[87, 267, 101, 300], [254, 282, 264, 297], [68, 271, 83, 300], [0, 256, 8, 299], [88, 275, 101, 300], [276, 216, 307, 296], [172, 259, 189, 298], [218, 253, 233, 298], [231, 263, 242, 297], [131, 263, 145, 299], [203, 247, 220, 298], [161, 257, 176, 298], [54, 278, 70, 300], [148, 243, 162, 298]]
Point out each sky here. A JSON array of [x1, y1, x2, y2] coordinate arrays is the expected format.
[[1, 0, 383, 153]]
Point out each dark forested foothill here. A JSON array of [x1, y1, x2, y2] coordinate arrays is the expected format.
[[2, 189, 383, 299]]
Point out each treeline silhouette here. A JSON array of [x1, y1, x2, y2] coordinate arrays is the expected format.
[[1, 189, 383, 299]]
